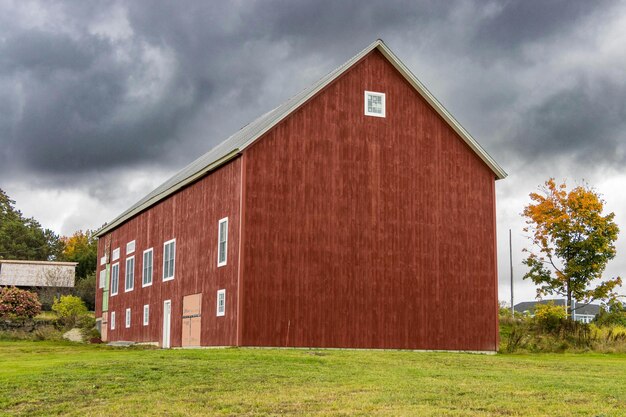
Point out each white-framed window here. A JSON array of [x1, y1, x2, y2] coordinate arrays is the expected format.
[[217, 217, 228, 267], [143, 304, 149, 326], [126, 240, 136, 255], [112, 247, 120, 261], [125, 308, 131, 328], [125, 256, 135, 292], [163, 239, 176, 281], [99, 269, 106, 289], [100, 256, 106, 266], [216, 289, 226, 317], [142, 248, 153, 287], [110, 311, 116, 330], [110, 263, 119, 296], [364, 91, 386, 117]]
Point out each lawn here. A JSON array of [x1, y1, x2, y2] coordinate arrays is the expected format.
[[1, 341, 625, 416]]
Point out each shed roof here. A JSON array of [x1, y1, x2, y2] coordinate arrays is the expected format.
[[0, 260, 78, 267], [514, 300, 601, 316], [96, 39, 507, 237]]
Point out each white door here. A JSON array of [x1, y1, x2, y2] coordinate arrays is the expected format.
[[162, 300, 171, 348]]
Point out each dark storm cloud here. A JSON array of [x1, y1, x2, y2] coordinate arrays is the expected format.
[[472, 0, 612, 51], [511, 79, 626, 167], [0, 0, 625, 186], [0, 0, 453, 179]]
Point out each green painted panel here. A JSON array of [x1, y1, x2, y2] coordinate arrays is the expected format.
[[102, 264, 110, 312]]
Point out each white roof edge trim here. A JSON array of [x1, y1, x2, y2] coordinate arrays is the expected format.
[[96, 38, 506, 238], [233, 39, 506, 180], [374, 41, 507, 180]]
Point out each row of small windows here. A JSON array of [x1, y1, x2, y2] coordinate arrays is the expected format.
[[101, 218, 229, 295], [110, 305, 148, 330], [109, 290, 226, 330]]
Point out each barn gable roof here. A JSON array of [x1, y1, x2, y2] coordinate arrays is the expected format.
[[96, 39, 507, 237]]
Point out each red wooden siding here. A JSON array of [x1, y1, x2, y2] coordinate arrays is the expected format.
[[95, 158, 242, 347], [240, 49, 498, 351]]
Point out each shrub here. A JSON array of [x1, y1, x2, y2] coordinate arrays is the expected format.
[[52, 295, 88, 328], [594, 302, 626, 327], [84, 327, 102, 344], [533, 302, 567, 332], [76, 314, 96, 330], [74, 273, 96, 311], [0, 287, 42, 319]]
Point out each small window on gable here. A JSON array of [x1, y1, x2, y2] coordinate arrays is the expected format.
[[112, 247, 120, 261], [216, 289, 226, 317], [143, 304, 149, 326], [364, 91, 385, 117], [126, 240, 135, 255]]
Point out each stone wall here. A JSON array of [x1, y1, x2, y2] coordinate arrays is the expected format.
[[0, 318, 55, 332]]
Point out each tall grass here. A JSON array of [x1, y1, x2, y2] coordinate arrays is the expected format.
[[500, 316, 626, 353]]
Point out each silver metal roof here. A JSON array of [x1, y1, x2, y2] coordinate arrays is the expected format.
[[96, 39, 507, 237]]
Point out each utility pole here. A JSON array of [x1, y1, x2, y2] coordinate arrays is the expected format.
[[510, 229, 514, 316]]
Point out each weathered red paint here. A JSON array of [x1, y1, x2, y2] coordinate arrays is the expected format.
[[241, 50, 498, 351], [96, 49, 499, 351]]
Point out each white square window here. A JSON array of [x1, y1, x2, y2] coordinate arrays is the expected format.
[[125, 256, 135, 292], [217, 218, 228, 267], [125, 308, 131, 328], [110, 263, 119, 296], [112, 247, 120, 261], [126, 240, 136, 255], [364, 91, 386, 117], [163, 239, 176, 281], [216, 289, 226, 317], [142, 248, 153, 287], [143, 304, 149, 326], [100, 256, 106, 266], [110, 311, 116, 330]]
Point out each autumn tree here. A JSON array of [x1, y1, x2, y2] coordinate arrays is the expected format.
[[522, 179, 622, 317], [61, 230, 97, 280]]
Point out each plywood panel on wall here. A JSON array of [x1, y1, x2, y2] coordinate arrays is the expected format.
[[182, 293, 202, 347], [241, 49, 498, 351]]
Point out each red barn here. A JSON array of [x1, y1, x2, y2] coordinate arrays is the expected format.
[[94, 39, 506, 352]]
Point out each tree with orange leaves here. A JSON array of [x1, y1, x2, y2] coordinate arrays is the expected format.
[[523, 179, 622, 318], [61, 230, 97, 280]]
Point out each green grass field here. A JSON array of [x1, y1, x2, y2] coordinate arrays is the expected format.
[[1, 341, 625, 416]]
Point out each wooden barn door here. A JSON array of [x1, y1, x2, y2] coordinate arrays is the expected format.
[[182, 293, 202, 347]]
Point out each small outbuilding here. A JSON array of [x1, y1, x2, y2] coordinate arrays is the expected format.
[[0, 260, 77, 288]]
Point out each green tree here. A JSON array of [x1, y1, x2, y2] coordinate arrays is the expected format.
[[594, 301, 626, 327], [74, 272, 96, 311], [0, 188, 64, 260], [523, 179, 622, 317]]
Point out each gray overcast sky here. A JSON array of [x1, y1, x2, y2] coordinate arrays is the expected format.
[[1, 0, 625, 304]]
